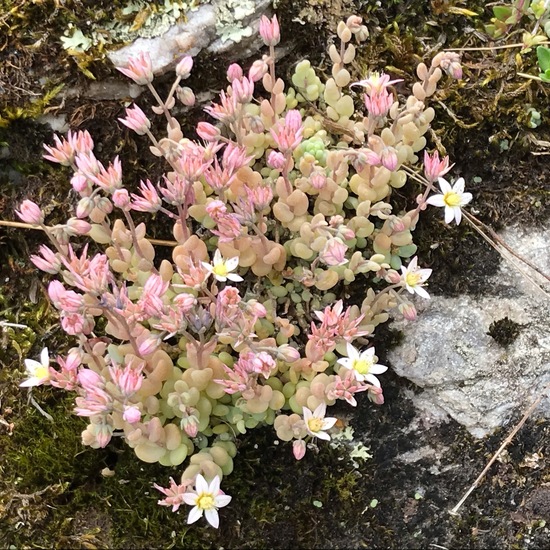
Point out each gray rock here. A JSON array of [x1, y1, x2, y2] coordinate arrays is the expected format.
[[107, 0, 272, 77], [389, 225, 550, 438]]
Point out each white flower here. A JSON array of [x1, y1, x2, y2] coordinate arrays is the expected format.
[[202, 249, 243, 282], [426, 177, 472, 225], [400, 256, 432, 299], [20, 347, 51, 387], [182, 474, 232, 529], [302, 403, 337, 441], [337, 343, 387, 386]]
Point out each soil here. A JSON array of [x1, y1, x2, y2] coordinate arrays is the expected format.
[[1, 0, 550, 548]]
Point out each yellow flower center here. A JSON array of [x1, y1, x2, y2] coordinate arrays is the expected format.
[[405, 272, 421, 287], [308, 418, 324, 433], [213, 264, 229, 277], [443, 191, 461, 207], [197, 493, 215, 511], [35, 365, 50, 380], [352, 358, 373, 375]]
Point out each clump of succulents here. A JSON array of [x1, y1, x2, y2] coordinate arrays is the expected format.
[[17, 14, 470, 528]]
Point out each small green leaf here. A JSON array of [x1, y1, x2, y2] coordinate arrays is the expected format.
[[537, 46, 550, 73], [492, 6, 512, 21]]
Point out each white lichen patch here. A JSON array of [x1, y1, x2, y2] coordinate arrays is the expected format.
[[330, 426, 372, 467], [61, 0, 203, 54], [215, 0, 257, 43], [103, 0, 201, 41], [61, 26, 93, 53]]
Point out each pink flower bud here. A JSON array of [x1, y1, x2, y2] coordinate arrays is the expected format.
[[364, 88, 393, 118], [117, 51, 154, 85], [78, 368, 104, 391], [248, 300, 267, 318], [43, 134, 75, 166], [277, 345, 301, 363], [267, 150, 286, 170], [438, 52, 462, 80], [385, 270, 402, 284], [76, 197, 94, 218], [232, 77, 254, 104], [71, 173, 90, 194], [95, 424, 113, 448], [259, 14, 280, 46], [380, 147, 398, 171], [61, 312, 93, 335], [137, 334, 159, 356], [248, 115, 264, 133], [177, 86, 195, 106], [285, 109, 302, 133], [96, 197, 113, 215], [310, 172, 327, 190], [16, 200, 44, 225], [205, 199, 227, 218], [448, 62, 462, 80], [182, 414, 199, 437], [248, 59, 268, 82], [123, 405, 142, 424], [352, 149, 382, 171], [346, 15, 363, 32], [112, 189, 131, 210], [320, 238, 348, 266], [119, 104, 151, 136], [65, 218, 91, 236], [175, 55, 193, 78], [389, 217, 406, 233], [174, 293, 196, 312], [340, 228, 355, 241], [398, 301, 417, 321], [248, 184, 273, 210], [329, 215, 344, 227], [47, 280, 65, 304], [367, 385, 384, 405], [293, 439, 306, 460], [196, 122, 221, 142], [226, 63, 243, 82]]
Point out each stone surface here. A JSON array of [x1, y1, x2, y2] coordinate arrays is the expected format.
[[107, 0, 273, 77], [388, 225, 550, 438]]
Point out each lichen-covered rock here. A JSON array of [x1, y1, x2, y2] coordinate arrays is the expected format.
[[108, 0, 273, 76]]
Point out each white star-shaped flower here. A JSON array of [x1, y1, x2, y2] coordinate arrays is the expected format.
[[302, 403, 338, 441], [182, 474, 232, 528], [400, 256, 432, 299], [202, 249, 243, 283], [20, 347, 51, 387], [337, 343, 387, 386], [426, 177, 472, 225]]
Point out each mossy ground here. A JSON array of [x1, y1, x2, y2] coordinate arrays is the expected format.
[[2, 0, 550, 548]]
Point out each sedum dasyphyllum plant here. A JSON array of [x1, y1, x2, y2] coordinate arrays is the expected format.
[[17, 15, 470, 528]]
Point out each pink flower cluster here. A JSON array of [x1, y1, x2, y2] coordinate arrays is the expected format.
[[306, 300, 369, 361]]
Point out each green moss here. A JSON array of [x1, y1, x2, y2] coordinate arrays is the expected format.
[[0, 84, 64, 128]]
